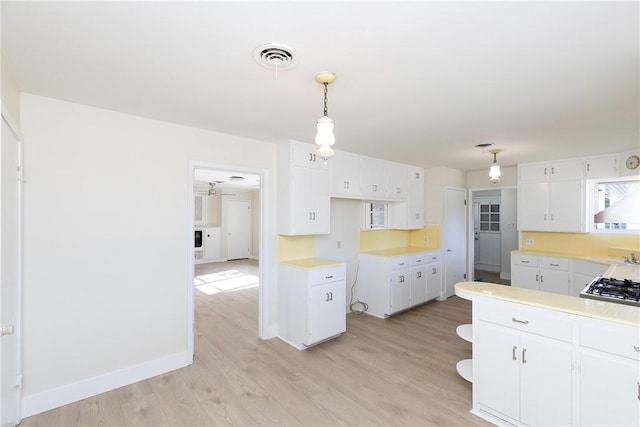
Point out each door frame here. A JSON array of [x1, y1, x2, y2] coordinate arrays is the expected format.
[[187, 161, 269, 356], [1, 103, 24, 426], [467, 186, 518, 282]]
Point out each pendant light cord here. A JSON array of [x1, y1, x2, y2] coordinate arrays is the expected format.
[[323, 82, 329, 116]]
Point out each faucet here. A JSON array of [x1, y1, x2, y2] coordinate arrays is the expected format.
[[625, 253, 638, 264]]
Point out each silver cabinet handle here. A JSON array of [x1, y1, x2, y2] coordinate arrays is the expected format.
[[521, 260, 530, 264], [637, 382, 639, 400], [512, 345, 517, 361], [416, 272, 422, 279], [536, 274, 539, 282], [634, 345, 640, 352], [522, 348, 527, 364], [540, 275, 544, 283], [325, 275, 333, 279], [550, 263, 559, 267], [512, 317, 529, 325]]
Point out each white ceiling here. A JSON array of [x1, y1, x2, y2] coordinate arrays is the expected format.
[[2, 1, 638, 171]]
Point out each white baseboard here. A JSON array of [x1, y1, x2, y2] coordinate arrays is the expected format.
[[22, 351, 191, 418]]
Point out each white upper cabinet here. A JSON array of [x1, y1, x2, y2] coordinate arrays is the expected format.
[[361, 157, 388, 199], [386, 163, 408, 201], [519, 159, 583, 182], [329, 150, 361, 197], [584, 154, 617, 179], [517, 159, 586, 232], [277, 141, 330, 235], [388, 166, 425, 230], [291, 141, 330, 170]]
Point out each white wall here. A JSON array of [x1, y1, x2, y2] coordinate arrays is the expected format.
[[424, 166, 466, 224], [19, 94, 277, 415], [1, 57, 21, 125], [315, 198, 362, 309]]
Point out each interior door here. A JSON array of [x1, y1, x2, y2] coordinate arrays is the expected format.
[[444, 188, 466, 298], [225, 200, 251, 260], [1, 111, 22, 427]]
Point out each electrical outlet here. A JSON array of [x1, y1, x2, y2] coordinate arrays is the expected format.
[[525, 238, 534, 245], [423, 236, 429, 243]]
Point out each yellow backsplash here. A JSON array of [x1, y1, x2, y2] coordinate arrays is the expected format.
[[521, 231, 640, 257], [359, 225, 442, 251], [277, 235, 315, 261]]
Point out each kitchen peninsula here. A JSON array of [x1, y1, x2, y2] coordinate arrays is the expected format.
[[455, 280, 639, 426]]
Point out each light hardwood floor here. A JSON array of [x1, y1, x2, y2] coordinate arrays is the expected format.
[[21, 260, 491, 426]]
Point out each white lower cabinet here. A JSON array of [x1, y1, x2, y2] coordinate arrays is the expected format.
[[470, 295, 640, 427], [278, 262, 346, 349], [578, 318, 640, 427], [358, 251, 439, 318], [511, 253, 569, 294], [476, 300, 572, 426], [570, 260, 607, 297]]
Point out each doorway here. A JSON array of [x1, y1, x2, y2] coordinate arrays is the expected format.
[[187, 162, 266, 358], [469, 187, 517, 284]]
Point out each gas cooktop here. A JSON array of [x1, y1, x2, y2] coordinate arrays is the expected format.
[[580, 277, 640, 307]]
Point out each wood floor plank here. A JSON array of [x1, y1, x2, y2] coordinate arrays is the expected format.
[[19, 259, 492, 427]]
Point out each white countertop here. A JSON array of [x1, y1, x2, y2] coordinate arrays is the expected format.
[[360, 246, 438, 257], [279, 257, 344, 269], [455, 281, 640, 327]]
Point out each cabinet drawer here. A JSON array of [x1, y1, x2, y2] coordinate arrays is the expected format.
[[309, 265, 345, 285], [422, 252, 440, 264], [390, 256, 411, 269], [512, 253, 539, 267], [539, 256, 569, 271], [478, 299, 572, 342], [580, 319, 640, 360]]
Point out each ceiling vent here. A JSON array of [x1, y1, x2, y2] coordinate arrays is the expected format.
[[253, 43, 298, 70]]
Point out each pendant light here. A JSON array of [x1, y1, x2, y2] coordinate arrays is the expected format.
[[489, 149, 501, 184], [314, 72, 336, 162]]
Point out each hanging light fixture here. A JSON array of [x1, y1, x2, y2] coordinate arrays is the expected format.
[[314, 72, 336, 162], [489, 149, 501, 184]]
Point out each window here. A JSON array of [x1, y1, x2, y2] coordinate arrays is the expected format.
[[479, 203, 500, 231], [591, 177, 640, 232]]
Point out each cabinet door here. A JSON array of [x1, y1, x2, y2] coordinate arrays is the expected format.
[[549, 179, 585, 232], [291, 166, 330, 235], [539, 268, 569, 295], [549, 159, 584, 180], [361, 158, 388, 199], [580, 350, 640, 427], [426, 263, 441, 301], [407, 169, 425, 229], [410, 265, 427, 306], [329, 151, 361, 197], [477, 322, 520, 421], [387, 164, 408, 201], [511, 265, 540, 290], [291, 141, 329, 170], [518, 181, 548, 231], [306, 281, 346, 346], [585, 155, 617, 179], [194, 195, 206, 226], [519, 163, 549, 182], [520, 334, 572, 427], [388, 269, 411, 314]]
